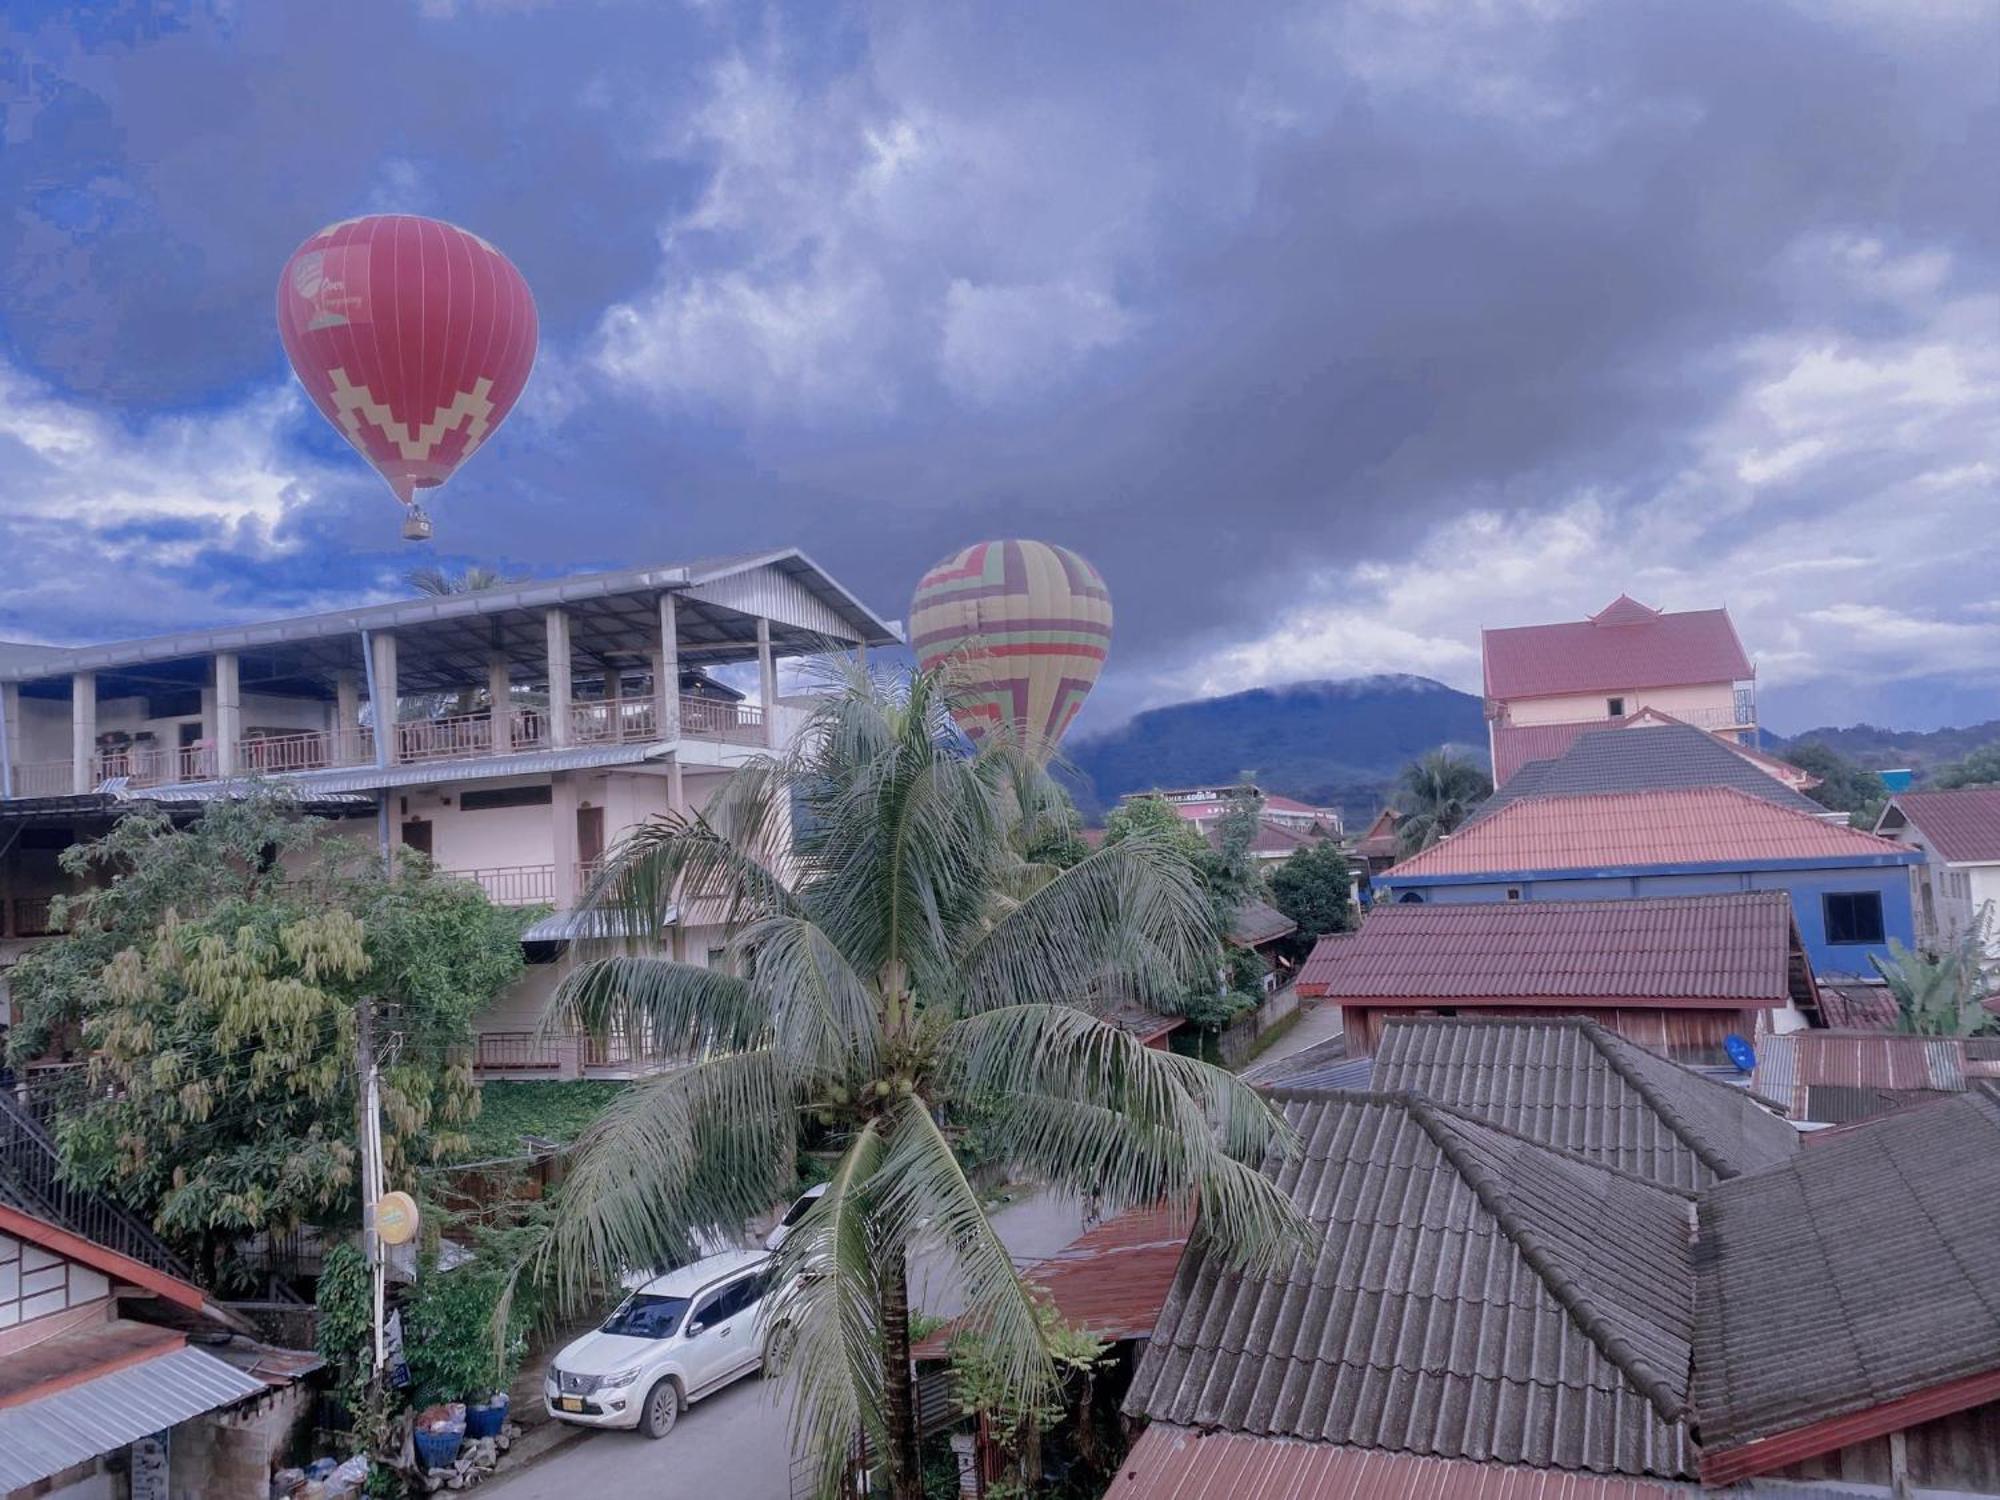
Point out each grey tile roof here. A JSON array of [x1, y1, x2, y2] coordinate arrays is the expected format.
[[1371, 1017, 1799, 1190], [1126, 1090, 1700, 1481], [1479, 723, 1828, 821], [1692, 1089, 2000, 1460]]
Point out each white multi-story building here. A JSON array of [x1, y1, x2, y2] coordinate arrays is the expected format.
[[0, 551, 898, 1075]]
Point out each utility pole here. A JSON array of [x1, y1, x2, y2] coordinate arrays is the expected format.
[[357, 998, 386, 1372]]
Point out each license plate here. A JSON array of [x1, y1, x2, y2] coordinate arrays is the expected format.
[[559, 1397, 584, 1412]]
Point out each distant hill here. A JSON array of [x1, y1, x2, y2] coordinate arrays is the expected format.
[[1062, 675, 1488, 825], [1774, 719, 2000, 775]]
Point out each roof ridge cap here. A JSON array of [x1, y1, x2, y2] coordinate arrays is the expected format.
[[1402, 1093, 1689, 1424], [1578, 1023, 1746, 1179]]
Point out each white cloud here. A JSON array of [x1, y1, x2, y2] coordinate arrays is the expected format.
[[939, 281, 1133, 406], [1150, 232, 2000, 713]]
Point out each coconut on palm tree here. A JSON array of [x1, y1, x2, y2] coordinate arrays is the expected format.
[[1394, 747, 1492, 855], [536, 664, 1301, 1498]]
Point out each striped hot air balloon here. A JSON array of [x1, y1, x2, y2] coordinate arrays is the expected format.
[[908, 540, 1113, 755], [277, 214, 538, 540]]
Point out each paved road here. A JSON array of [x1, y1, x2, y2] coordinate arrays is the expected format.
[[485, 1190, 1089, 1500]]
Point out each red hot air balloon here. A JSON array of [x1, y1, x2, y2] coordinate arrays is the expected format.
[[277, 215, 538, 540]]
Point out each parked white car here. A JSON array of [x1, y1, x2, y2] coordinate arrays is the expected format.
[[545, 1249, 785, 1439], [763, 1183, 827, 1251]]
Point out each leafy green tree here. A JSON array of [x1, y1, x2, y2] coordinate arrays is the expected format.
[[535, 667, 1300, 1499], [8, 795, 526, 1286], [1101, 795, 1207, 861], [1929, 745, 2000, 791], [1782, 741, 1890, 827], [1871, 915, 1998, 1036], [1394, 749, 1491, 855], [1269, 841, 1356, 962]]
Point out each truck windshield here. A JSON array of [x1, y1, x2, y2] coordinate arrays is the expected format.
[[601, 1294, 690, 1339]]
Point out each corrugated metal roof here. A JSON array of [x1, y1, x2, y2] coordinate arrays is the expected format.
[[1125, 1090, 1700, 1480], [1692, 1090, 2000, 1473], [912, 1203, 1190, 1358], [1106, 1427, 1705, 1499], [0, 1344, 269, 1491], [520, 907, 665, 943], [1480, 724, 1827, 822], [1370, 1017, 1798, 1190], [1482, 598, 1752, 702], [1750, 1032, 1966, 1121], [1880, 788, 2000, 865], [1814, 982, 1899, 1031], [1297, 893, 1797, 1005], [1384, 787, 1914, 881]]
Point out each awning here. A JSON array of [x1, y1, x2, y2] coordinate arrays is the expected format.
[[0, 1344, 269, 1491]]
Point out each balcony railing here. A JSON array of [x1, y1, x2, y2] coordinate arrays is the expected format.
[[474, 1031, 564, 1074], [11, 896, 62, 937], [6, 693, 772, 800], [459, 864, 558, 907]]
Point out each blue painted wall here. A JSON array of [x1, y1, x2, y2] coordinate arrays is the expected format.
[[1381, 861, 1916, 977]]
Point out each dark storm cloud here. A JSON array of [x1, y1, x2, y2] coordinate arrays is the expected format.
[[1, 0, 1996, 730]]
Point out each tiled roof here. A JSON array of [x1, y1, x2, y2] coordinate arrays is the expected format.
[[1814, 981, 1899, 1031], [1370, 1017, 1798, 1189], [1204, 817, 1327, 859], [1383, 787, 1914, 881], [1352, 807, 1402, 859], [912, 1203, 1190, 1359], [1479, 724, 1828, 822], [1492, 721, 1602, 784], [1297, 894, 1798, 1007], [1106, 1427, 1705, 1500], [1880, 787, 2000, 864], [1749, 1031, 1966, 1121], [1126, 1090, 1699, 1480], [1228, 899, 1297, 947], [1482, 598, 1752, 701], [1692, 1090, 2000, 1481], [1238, 1034, 1372, 1092]]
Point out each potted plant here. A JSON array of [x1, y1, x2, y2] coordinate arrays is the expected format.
[[404, 1246, 530, 1447]]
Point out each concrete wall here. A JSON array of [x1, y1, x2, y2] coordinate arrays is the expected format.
[[1381, 863, 1915, 976], [168, 1381, 314, 1500], [1501, 681, 1739, 727]]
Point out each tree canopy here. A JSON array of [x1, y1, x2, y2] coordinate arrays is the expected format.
[[536, 667, 1301, 1499], [1269, 841, 1356, 961], [8, 796, 526, 1286], [1782, 741, 1889, 826], [1929, 745, 2000, 791]]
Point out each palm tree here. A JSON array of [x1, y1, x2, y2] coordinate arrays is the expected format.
[[536, 665, 1301, 1498], [1395, 747, 1492, 856], [405, 564, 513, 597]]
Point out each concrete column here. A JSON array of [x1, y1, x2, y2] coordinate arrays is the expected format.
[[488, 654, 513, 753], [0, 682, 19, 799], [545, 610, 573, 748], [370, 632, 398, 767], [756, 617, 777, 746], [551, 773, 581, 908], [335, 671, 361, 762], [653, 593, 680, 742], [71, 672, 96, 794], [213, 652, 241, 777]]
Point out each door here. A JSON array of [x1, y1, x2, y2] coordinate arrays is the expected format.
[[401, 819, 433, 857], [576, 805, 605, 878], [683, 1276, 755, 1392]]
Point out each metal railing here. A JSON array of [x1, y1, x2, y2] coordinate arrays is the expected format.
[[678, 693, 765, 745], [9, 761, 79, 798], [474, 1032, 564, 1073], [459, 865, 558, 906], [238, 726, 374, 774], [570, 696, 658, 746]]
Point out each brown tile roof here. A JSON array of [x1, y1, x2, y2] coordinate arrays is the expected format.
[[1371, 1017, 1798, 1189], [1125, 1090, 1699, 1480], [1297, 893, 1799, 1007], [1204, 817, 1326, 859], [1482, 598, 1752, 702], [1881, 787, 2000, 864], [1383, 787, 1913, 880], [1106, 1427, 1705, 1500], [1814, 981, 1900, 1031], [912, 1202, 1190, 1359], [1228, 899, 1296, 948], [1692, 1090, 2000, 1482]]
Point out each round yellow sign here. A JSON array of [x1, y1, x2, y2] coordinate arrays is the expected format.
[[377, 1191, 421, 1247]]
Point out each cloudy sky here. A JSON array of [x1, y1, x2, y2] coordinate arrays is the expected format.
[[3, 0, 1997, 736]]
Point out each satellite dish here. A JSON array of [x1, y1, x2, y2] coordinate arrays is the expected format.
[[1724, 1034, 1757, 1074]]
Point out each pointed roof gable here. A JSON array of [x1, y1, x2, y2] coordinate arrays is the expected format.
[[1480, 722, 1829, 821], [1126, 1090, 1699, 1478], [1878, 787, 2000, 864], [1482, 601, 1753, 701]]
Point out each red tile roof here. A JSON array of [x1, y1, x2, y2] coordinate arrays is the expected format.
[[912, 1203, 1190, 1358], [1815, 982, 1901, 1031], [1882, 788, 2000, 864], [1296, 892, 1798, 1005], [1385, 786, 1912, 880], [1482, 596, 1753, 701], [1491, 719, 1599, 783], [1107, 1427, 1700, 1500]]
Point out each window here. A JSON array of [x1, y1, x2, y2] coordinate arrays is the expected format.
[[1504, 887, 1522, 902], [1823, 891, 1885, 946], [600, 1294, 690, 1340], [706, 946, 730, 970], [1607, 697, 1626, 717], [1395, 890, 1426, 904], [692, 1277, 756, 1330], [460, 784, 553, 812]]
